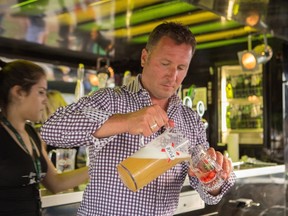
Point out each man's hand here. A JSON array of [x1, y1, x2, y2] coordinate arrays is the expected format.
[[125, 104, 172, 136], [188, 147, 233, 196], [93, 104, 173, 138]]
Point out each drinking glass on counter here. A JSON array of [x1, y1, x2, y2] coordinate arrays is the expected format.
[[117, 128, 190, 192]]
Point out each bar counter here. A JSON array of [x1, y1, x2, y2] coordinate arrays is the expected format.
[[41, 164, 285, 214]]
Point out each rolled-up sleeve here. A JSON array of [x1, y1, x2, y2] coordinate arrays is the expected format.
[[189, 171, 236, 205], [40, 89, 115, 150], [183, 110, 236, 205]]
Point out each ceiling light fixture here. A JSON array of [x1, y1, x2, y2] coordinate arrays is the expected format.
[[10, 0, 38, 9], [131, 24, 255, 44], [238, 34, 273, 71], [79, 1, 197, 31], [89, 0, 111, 7], [114, 11, 220, 37]]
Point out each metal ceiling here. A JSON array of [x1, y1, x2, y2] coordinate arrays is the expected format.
[[0, 0, 287, 60]]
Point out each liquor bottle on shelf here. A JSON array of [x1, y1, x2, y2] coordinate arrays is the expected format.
[[226, 76, 234, 99], [243, 74, 251, 97], [226, 105, 231, 129], [236, 75, 245, 98], [75, 63, 85, 102]]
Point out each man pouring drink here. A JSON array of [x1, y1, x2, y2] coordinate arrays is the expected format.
[[41, 21, 235, 216]]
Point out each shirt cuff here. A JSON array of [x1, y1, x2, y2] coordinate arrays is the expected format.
[[189, 171, 236, 205]]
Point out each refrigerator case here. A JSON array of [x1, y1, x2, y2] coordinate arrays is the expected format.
[[218, 65, 264, 145]]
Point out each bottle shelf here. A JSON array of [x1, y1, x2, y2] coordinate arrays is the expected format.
[[227, 128, 263, 133]]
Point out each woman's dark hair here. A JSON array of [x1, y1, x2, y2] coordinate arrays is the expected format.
[[0, 59, 46, 111], [146, 21, 197, 55]]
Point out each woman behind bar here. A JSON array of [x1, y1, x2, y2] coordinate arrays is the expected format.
[[0, 59, 88, 216], [40, 90, 81, 169]]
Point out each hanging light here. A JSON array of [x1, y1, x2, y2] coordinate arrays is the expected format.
[[253, 43, 273, 63], [238, 34, 273, 71], [238, 50, 258, 70]]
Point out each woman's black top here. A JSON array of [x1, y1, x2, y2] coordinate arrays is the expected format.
[[0, 123, 48, 216]]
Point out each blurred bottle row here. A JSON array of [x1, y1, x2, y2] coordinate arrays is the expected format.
[[226, 73, 262, 99], [226, 104, 263, 129]]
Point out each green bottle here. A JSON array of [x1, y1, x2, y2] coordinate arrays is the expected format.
[[226, 77, 234, 99]]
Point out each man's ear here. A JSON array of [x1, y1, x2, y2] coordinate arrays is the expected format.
[[141, 48, 148, 67]]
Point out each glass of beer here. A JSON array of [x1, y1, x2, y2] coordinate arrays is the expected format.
[[117, 128, 190, 192], [48, 149, 76, 173], [190, 145, 225, 191]]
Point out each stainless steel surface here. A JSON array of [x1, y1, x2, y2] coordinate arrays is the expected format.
[[186, 0, 288, 41], [0, 0, 287, 61], [229, 198, 260, 208]]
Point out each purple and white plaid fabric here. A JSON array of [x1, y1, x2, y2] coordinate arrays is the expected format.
[[41, 75, 235, 216]]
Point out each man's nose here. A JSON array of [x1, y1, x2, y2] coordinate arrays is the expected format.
[[167, 67, 178, 80]]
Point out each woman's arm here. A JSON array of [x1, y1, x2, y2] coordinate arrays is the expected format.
[[40, 143, 89, 194]]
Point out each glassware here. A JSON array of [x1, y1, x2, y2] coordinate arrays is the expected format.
[[48, 149, 76, 173], [117, 128, 190, 192], [190, 145, 225, 191]]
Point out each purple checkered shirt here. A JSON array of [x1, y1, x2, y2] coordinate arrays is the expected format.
[[41, 75, 235, 216]]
